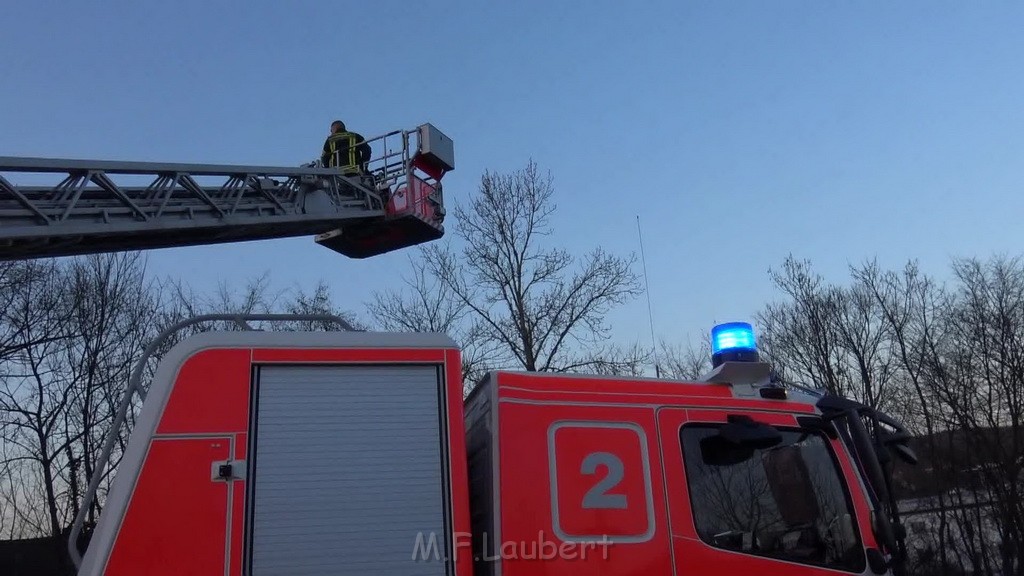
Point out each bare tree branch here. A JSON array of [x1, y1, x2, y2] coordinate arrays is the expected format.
[[368, 160, 642, 392]]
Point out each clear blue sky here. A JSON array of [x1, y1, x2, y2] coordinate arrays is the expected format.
[[3, 1, 1023, 352]]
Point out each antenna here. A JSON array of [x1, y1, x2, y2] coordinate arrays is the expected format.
[[636, 215, 660, 378]]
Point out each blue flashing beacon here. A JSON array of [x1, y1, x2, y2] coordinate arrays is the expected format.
[[710, 321, 760, 367]]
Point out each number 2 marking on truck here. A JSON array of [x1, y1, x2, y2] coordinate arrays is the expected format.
[[548, 421, 656, 541], [581, 452, 627, 509]]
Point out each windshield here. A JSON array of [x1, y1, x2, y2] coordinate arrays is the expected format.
[[680, 424, 866, 572]]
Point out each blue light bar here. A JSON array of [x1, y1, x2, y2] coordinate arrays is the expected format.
[[711, 322, 757, 354], [710, 322, 759, 367]]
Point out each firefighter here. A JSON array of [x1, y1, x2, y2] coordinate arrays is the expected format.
[[321, 120, 371, 177]]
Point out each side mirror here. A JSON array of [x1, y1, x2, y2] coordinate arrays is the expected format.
[[878, 429, 918, 466], [891, 442, 918, 466], [874, 411, 919, 466], [701, 415, 782, 467], [700, 435, 754, 466], [718, 415, 783, 449]]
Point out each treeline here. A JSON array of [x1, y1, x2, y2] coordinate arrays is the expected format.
[[756, 255, 1024, 576]]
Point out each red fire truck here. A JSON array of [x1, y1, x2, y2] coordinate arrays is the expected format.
[[55, 319, 913, 576], [0, 127, 916, 576]]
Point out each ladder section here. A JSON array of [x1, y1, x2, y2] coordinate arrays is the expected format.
[[0, 157, 386, 259], [0, 123, 454, 260]]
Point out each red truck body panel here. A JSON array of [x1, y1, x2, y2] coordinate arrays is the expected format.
[[465, 370, 881, 576], [78, 332, 472, 576]]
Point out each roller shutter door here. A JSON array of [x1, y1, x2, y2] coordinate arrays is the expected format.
[[249, 365, 448, 576]]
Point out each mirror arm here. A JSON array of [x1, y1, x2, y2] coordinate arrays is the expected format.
[[869, 410, 910, 575], [816, 394, 914, 575], [827, 409, 901, 565]]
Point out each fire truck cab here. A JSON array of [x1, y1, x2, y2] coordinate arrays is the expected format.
[[72, 321, 913, 576]]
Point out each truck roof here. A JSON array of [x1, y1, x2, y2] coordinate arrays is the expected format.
[[476, 369, 822, 415]]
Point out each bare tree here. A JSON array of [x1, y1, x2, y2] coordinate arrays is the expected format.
[[0, 253, 160, 547], [756, 256, 901, 414], [59, 253, 158, 531], [932, 256, 1024, 574], [832, 267, 900, 411], [757, 257, 847, 397], [855, 260, 965, 571], [370, 160, 643, 390], [656, 337, 712, 380], [0, 262, 66, 366], [582, 342, 653, 377], [278, 280, 363, 332], [178, 272, 279, 327], [368, 255, 502, 388], [0, 259, 74, 538]]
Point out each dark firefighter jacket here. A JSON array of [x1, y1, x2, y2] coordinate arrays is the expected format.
[[321, 131, 372, 174]]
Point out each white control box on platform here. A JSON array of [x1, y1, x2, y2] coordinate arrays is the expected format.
[[418, 124, 455, 172]]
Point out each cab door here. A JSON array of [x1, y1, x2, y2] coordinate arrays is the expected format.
[[657, 407, 876, 576]]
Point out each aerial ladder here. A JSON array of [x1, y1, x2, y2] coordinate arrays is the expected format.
[[0, 123, 454, 260]]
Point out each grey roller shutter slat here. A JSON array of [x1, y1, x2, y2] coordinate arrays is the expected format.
[[250, 365, 448, 576]]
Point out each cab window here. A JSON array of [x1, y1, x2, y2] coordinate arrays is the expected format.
[[680, 424, 866, 572]]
